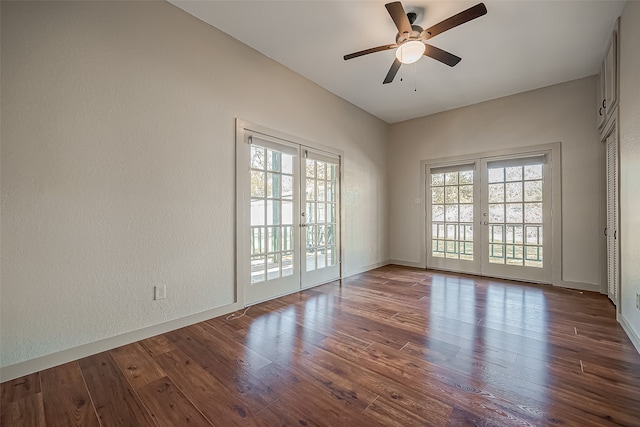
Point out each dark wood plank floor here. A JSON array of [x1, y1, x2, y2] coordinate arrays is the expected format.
[[3, 265, 640, 426]]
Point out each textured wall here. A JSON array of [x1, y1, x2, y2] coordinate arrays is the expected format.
[[388, 77, 603, 288], [0, 1, 388, 368], [619, 1, 640, 344]]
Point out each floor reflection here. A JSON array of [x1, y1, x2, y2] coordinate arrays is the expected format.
[[244, 292, 337, 369], [428, 274, 550, 408]]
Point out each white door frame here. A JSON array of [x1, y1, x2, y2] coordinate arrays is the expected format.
[[236, 119, 344, 306], [420, 142, 563, 286], [601, 115, 620, 309]]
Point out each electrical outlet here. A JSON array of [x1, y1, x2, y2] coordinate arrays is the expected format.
[[636, 292, 640, 310], [154, 285, 166, 300]]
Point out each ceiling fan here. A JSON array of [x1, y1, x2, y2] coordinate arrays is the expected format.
[[344, 2, 487, 84]]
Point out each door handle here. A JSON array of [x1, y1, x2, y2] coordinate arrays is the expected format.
[[604, 227, 607, 236]]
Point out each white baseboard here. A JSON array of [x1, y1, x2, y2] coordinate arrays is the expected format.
[[555, 280, 602, 293], [618, 313, 640, 355], [387, 259, 424, 269], [0, 301, 242, 382], [343, 259, 390, 278]]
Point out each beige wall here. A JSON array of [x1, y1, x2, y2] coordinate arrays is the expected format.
[[619, 1, 640, 348], [0, 1, 389, 371], [388, 77, 603, 290]]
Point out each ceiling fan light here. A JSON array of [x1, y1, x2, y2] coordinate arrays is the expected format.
[[395, 40, 425, 64]]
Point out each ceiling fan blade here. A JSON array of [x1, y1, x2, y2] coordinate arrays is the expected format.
[[424, 44, 462, 67], [383, 58, 402, 84], [344, 44, 397, 61], [385, 2, 412, 36], [422, 3, 487, 40]]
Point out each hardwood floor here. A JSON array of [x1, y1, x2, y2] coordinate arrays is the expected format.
[[2, 265, 640, 426]]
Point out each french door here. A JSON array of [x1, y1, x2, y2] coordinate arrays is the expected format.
[[427, 152, 552, 284], [480, 156, 551, 283], [302, 150, 341, 289], [240, 131, 341, 305]]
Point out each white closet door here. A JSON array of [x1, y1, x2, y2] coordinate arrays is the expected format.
[[606, 133, 619, 304]]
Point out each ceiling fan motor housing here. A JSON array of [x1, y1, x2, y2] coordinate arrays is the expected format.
[[395, 24, 425, 45]]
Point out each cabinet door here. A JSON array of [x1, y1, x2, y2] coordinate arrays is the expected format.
[[604, 32, 617, 113], [597, 61, 606, 130]]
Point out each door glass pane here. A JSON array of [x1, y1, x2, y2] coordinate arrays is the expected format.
[[266, 149, 281, 172], [251, 200, 266, 225], [251, 255, 266, 283], [317, 203, 326, 223], [459, 185, 473, 203], [432, 205, 444, 222], [306, 179, 315, 200], [524, 181, 542, 202], [282, 176, 293, 200], [524, 165, 542, 180], [459, 204, 473, 222], [488, 184, 504, 203], [487, 162, 544, 267], [459, 170, 473, 184], [445, 205, 458, 222], [430, 168, 474, 261], [251, 146, 265, 169], [327, 181, 335, 202], [505, 182, 523, 202], [282, 252, 294, 276], [306, 159, 315, 177], [282, 225, 293, 251], [317, 181, 326, 201], [282, 201, 293, 225], [267, 227, 280, 252], [317, 248, 326, 269]]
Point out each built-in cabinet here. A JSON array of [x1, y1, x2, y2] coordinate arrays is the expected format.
[[597, 19, 619, 133], [599, 18, 620, 307]]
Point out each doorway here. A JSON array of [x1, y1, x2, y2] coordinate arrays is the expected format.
[[237, 122, 341, 305], [426, 148, 554, 284]]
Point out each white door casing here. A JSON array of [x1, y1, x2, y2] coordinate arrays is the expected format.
[[426, 146, 555, 284], [237, 121, 342, 305]]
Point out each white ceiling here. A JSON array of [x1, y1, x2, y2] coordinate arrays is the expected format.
[[169, 0, 626, 124]]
